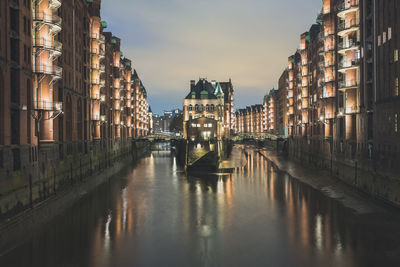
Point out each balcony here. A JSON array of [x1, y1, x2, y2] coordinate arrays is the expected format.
[[33, 38, 62, 56], [337, 20, 359, 36], [322, 88, 336, 98], [337, 0, 359, 18], [338, 58, 360, 72], [33, 12, 62, 33], [91, 63, 100, 70], [33, 64, 62, 79], [33, 100, 62, 111], [49, 0, 62, 9], [92, 79, 100, 85], [91, 93, 101, 101], [338, 79, 359, 91], [345, 105, 359, 114], [338, 40, 360, 54]]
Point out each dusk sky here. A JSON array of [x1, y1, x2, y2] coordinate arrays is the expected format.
[[101, 0, 321, 115]]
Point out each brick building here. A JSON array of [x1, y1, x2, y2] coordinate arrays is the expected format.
[[0, 0, 152, 187], [235, 104, 264, 134]]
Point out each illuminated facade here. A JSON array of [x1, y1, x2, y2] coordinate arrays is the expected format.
[[183, 79, 230, 140], [235, 105, 264, 134], [0, 0, 151, 180]]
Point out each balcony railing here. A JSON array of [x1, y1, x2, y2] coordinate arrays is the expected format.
[[345, 106, 359, 114], [337, 0, 359, 12], [33, 100, 62, 111], [33, 38, 62, 53], [33, 12, 62, 30], [339, 79, 359, 90], [33, 64, 62, 78], [339, 58, 361, 70], [49, 0, 62, 9], [338, 40, 360, 50], [337, 20, 359, 33]]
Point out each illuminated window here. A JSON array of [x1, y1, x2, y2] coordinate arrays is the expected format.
[[378, 36, 381, 46], [394, 49, 399, 62], [395, 78, 399, 96], [395, 114, 398, 133], [388, 27, 392, 40]]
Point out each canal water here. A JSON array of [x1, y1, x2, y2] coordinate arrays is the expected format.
[[1, 147, 400, 267]]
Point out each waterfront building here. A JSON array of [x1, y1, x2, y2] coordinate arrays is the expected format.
[[374, 0, 400, 174], [0, 0, 152, 208], [183, 79, 230, 141], [264, 90, 277, 134], [235, 105, 264, 134]]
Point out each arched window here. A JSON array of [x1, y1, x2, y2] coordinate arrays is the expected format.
[[189, 105, 193, 111], [206, 104, 209, 111], [195, 104, 199, 111], [210, 104, 215, 112]]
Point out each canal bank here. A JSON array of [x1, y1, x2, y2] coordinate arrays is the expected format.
[[0, 140, 150, 253], [255, 141, 400, 210]]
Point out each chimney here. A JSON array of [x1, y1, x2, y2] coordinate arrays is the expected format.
[[190, 80, 196, 91]]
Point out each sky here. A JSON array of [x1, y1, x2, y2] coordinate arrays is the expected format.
[[101, 0, 322, 115]]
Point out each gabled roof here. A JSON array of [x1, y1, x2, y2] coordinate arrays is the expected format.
[[185, 79, 217, 100]]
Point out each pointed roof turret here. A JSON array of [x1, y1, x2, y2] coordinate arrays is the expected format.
[[214, 82, 224, 95]]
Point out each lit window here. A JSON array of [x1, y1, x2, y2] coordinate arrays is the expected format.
[[394, 49, 399, 62], [378, 36, 381, 46], [203, 124, 208, 128], [388, 27, 392, 40], [396, 78, 399, 97], [395, 114, 398, 133], [208, 123, 212, 127], [383, 32, 387, 44]]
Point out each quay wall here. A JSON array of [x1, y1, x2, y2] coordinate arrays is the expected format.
[[283, 138, 400, 206], [0, 139, 150, 221]]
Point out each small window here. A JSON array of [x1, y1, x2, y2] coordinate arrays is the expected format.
[[395, 114, 398, 133], [383, 32, 387, 44], [395, 78, 399, 96], [394, 49, 399, 62], [388, 27, 392, 40], [378, 35, 381, 46]]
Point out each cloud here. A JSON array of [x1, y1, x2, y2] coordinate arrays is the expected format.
[[101, 0, 321, 114]]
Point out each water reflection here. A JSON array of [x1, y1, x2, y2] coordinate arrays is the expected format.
[[1, 148, 400, 267]]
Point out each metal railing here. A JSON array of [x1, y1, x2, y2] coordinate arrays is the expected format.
[[33, 64, 62, 77], [33, 38, 62, 53], [337, 0, 359, 12], [33, 12, 62, 28], [49, 0, 62, 9], [338, 40, 360, 50], [32, 100, 62, 111], [337, 20, 359, 32], [339, 58, 361, 69], [338, 79, 359, 89]]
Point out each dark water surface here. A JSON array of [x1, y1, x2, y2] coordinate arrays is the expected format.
[[1, 148, 400, 267]]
